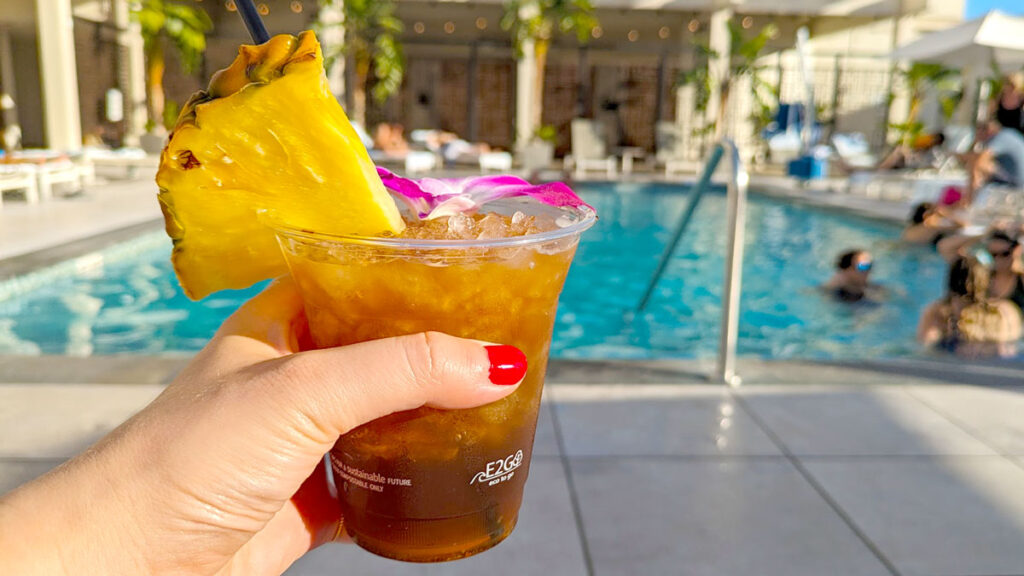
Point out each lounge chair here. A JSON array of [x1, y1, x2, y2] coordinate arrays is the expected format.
[[82, 147, 156, 180], [518, 140, 554, 175], [655, 121, 699, 176], [843, 127, 972, 201], [0, 151, 85, 202], [363, 124, 435, 173], [479, 151, 513, 173], [830, 133, 878, 170], [763, 103, 820, 164], [0, 165, 39, 208], [404, 150, 438, 175], [568, 119, 616, 179], [36, 160, 83, 200]]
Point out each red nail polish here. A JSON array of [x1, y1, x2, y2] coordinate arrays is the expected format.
[[485, 345, 528, 385]]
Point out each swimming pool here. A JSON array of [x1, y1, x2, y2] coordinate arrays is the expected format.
[[0, 182, 950, 360]]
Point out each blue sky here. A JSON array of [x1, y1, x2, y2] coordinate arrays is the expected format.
[[967, 0, 1024, 18]]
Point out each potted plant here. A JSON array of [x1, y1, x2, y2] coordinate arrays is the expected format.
[[520, 124, 557, 171]]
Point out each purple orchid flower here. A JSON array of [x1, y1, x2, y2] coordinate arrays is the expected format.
[[376, 167, 594, 220]]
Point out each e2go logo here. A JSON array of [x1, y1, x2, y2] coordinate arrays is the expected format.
[[470, 450, 524, 486]]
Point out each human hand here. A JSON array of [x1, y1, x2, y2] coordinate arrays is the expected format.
[[0, 278, 525, 576]]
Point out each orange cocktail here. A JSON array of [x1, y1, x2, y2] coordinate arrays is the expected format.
[[273, 199, 594, 562]]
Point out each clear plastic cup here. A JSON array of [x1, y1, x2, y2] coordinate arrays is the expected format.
[[270, 198, 595, 562]]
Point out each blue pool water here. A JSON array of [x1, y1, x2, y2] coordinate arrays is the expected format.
[[0, 182, 950, 360]]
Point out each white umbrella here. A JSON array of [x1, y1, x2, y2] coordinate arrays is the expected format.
[[891, 10, 1024, 72]]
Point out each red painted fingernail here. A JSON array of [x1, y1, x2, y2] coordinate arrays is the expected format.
[[485, 345, 528, 385]]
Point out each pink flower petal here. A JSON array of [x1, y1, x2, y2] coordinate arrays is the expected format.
[[375, 168, 594, 220]]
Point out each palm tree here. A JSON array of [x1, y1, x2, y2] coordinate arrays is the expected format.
[[317, 0, 405, 127], [132, 0, 212, 132], [502, 0, 598, 139]]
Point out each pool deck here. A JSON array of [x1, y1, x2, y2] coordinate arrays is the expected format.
[[1, 357, 1023, 576], [4, 173, 1024, 575]]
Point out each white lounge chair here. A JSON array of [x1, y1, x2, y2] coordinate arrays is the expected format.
[[568, 119, 616, 179], [2, 149, 89, 201], [405, 150, 438, 175], [0, 160, 83, 203], [83, 147, 157, 180], [831, 133, 877, 170], [479, 151, 513, 173], [35, 160, 83, 200], [0, 166, 39, 208], [655, 122, 699, 176], [842, 126, 974, 201]]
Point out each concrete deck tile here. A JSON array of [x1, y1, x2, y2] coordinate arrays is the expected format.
[[737, 386, 996, 456], [551, 385, 780, 456], [803, 456, 1024, 576], [571, 457, 890, 576], [532, 396, 561, 457], [0, 384, 163, 458], [0, 179, 160, 261], [284, 459, 586, 576], [907, 385, 1024, 455], [0, 355, 188, 384], [0, 459, 65, 495]]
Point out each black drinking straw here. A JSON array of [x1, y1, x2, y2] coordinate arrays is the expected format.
[[235, 0, 271, 44]]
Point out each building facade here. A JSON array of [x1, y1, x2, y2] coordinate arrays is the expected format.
[[0, 0, 964, 158]]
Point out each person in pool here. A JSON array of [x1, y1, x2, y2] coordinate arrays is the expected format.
[[917, 256, 1022, 359], [901, 202, 965, 246], [985, 231, 1024, 314], [823, 249, 883, 302], [937, 228, 1024, 314]]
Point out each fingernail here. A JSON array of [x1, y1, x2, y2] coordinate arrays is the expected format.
[[485, 345, 528, 385]]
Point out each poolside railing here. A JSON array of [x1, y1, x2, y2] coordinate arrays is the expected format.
[[636, 140, 749, 386]]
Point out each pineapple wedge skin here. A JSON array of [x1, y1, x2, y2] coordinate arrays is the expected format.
[[157, 31, 403, 300]]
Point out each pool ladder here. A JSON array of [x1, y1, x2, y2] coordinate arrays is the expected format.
[[636, 140, 749, 386]]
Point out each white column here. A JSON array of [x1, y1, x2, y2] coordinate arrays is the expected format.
[[114, 0, 146, 146], [515, 37, 536, 149], [675, 26, 696, 160], [36, 0, 82, 150], [707, 5, 732, 139], [318, 4, 346, 104], [0, 26, 20, 149]]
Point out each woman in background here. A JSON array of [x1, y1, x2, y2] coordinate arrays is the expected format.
[[993, 74, 1024, 134], [917, 256, 1022, 358], [902, 203, 965, 246]]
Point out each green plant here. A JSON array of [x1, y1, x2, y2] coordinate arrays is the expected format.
[[677, 21, 778, 145], [317, 0, 405, 127], [889, 62, 961, 146], [162, 99, 179, 132], [132, 0, 212, 132], [750, 73, 779, 157], [502, 0, 598, 134], [534, 124, 557, 143]]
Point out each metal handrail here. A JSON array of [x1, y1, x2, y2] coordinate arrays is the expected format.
[[636, 139, 749, 386]]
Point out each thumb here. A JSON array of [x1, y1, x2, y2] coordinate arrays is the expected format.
[[245, 331, 528, 444]]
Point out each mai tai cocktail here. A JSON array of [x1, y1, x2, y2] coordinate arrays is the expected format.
[[155, 31, 595, 563], [271, 184, 594, 561]]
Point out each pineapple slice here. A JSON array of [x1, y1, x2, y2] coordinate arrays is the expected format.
[[156, 31, 403, 300]]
